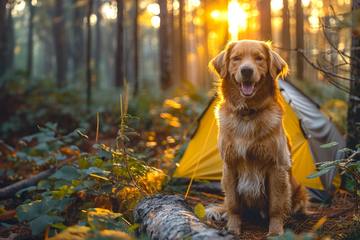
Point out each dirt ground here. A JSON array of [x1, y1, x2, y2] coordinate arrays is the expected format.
[[186, 190, 359, 240]]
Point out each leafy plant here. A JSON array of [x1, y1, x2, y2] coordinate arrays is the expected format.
[[308, 142, 360, 210], [13, 86, 166, 237]]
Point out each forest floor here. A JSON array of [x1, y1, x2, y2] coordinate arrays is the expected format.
[[185, 190, 359, 240]]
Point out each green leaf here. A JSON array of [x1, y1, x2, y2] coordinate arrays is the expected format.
[[320, 142, 338, 149], [89, 173, 109, 181], [79, 157, 90, 169], [74, 180, 96, 191], [307, 166, 335, 179], [16, 186, 37, 197], [51, 166, 80, 181], [128, 223, 140, 233], [33, 142, 50, 152], [29, 214, 63, 235], [16, 200, 42, 222], [338, 148, 354, 154], [194, 203, 206, 220], [51, 222, 67, 230], [87, 208, 125, 230], [83, 167, 110, 176]]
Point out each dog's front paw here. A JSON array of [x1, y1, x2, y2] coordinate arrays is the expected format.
[[226, 214, 241, 235], [205, 205, 227, 223], [267, 217, 284, 236]]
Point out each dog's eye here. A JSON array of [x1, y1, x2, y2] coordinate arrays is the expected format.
[[232, 56, 242, 61], [255, 56, 264, 62]]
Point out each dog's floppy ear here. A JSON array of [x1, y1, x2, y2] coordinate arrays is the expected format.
[[209, 42, 235, 79], [263, 42, 289, 80], [269, 49, 288, 80]]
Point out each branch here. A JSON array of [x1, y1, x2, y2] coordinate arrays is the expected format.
[[0, 156, 77, 200]]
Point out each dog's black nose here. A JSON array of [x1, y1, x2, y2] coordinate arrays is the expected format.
[[241, 67, 253, 78]]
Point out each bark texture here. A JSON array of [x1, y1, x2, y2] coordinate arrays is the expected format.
[[52, 0, 68, 88], [158, 0, 172, 90], [281, 0, 291, 63], [72, 0, 85, 80], [295, 0, 304, 80], [347, 0, 360, 148], [257, 0, 272, 41], [133, 0, 139, 95], [27, 0, 35, 78], [134, 195, 234, 240], [115, 0, 124, 87], [85, 0, 93, 109], [0, 0, 8, 78]]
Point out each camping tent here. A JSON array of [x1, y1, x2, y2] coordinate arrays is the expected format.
[[173, 79, 345, 202]]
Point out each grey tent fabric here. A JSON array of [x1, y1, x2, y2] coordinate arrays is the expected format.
[[279, 80, 346, 192]]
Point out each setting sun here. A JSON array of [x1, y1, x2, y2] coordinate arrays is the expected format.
[[228, 0, 248, 41]]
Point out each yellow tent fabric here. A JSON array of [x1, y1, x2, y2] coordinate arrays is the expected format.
[[173, 95, 325, 190]]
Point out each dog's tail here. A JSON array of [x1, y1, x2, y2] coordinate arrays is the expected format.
[[205, 204, 227, 222], [292, 184, 309, 215]]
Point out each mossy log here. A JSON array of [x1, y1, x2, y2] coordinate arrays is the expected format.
[[134, 194, 234, 240]]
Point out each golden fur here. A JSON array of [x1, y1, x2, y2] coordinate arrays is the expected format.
[[206, 40, 308, 236]]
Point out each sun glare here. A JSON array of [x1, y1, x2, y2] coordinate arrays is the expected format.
[[90, 14, 98, 26], [100, 2, 117, 20], [302, 0, 311, 7], [147, 3, 160, 16], [228, 0, 248, 41], [151, 16, 161, 29], [271, 0, 283, 12], [12, 1, 26, 16]]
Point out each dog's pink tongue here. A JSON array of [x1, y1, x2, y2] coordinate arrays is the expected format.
[[241, 84, 254, 96]]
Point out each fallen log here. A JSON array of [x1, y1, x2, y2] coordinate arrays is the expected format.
[[134, 194, 234, 240], [0, 156, 77, 200]]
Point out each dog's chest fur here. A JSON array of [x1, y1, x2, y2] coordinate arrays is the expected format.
[[217, 104, 286, 202]]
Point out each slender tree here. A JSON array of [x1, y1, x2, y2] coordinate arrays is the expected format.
[[27, 0, 35, 79], [0, 0, 7, 78], [52, 0, 68, 87], [257, 0, 272, 41], [295, 0, 304, 80], [158, 0, 172, 89], [86, 0, 93, 108], [281, 0, 291, 63], [95, 0, 102, 87], [347, 0, 360, 148], [179, 0, 186, 82], [133, 0, 139, 95], [72, 0, 86, 81], [115, 0, 124, 87], [6, 3, 14, 72]]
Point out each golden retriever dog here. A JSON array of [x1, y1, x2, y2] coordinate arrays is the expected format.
[[206, 40, 308, 236]]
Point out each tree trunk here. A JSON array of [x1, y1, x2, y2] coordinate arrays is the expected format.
[[133, 0, 139, 96], [257, 0, 272, 41], [86, 0, 93, 109], [281, 0, 291, 64], [72, 0, 85, 81], [95, 0, 102, 88], [158, 0, 172, 90], [134, 195, 234, 240], [203, 0, 210, 88], [179, 0, 186, 82], [27, 0, 35, 79], [347, 1, 360, 148], [52, 0, 68, 88], [6, 5, 14, 72], [0, 0, 7, 78], [115, 0, 124, 87], [295, 0, 304, 80]]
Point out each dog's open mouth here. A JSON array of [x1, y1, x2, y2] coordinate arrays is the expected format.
[[240, 82, 255, 97]]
